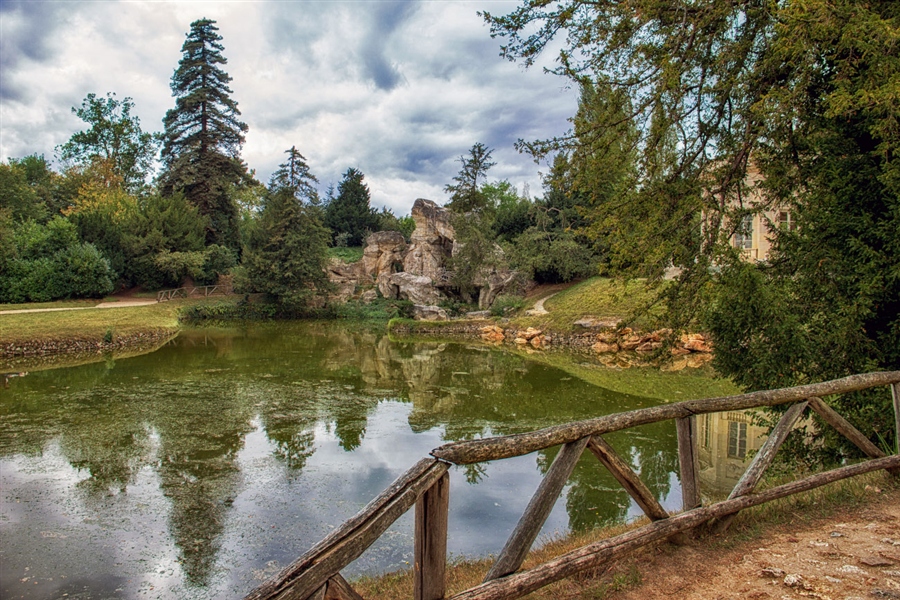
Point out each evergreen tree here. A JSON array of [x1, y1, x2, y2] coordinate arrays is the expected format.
[[445, 143, 496, 213], [323, 168, 378, 246], [243, 149, 331, 309], [159, 18, 248, 251]]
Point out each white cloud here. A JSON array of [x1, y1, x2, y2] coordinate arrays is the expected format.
[[0, 0, 577, 215]]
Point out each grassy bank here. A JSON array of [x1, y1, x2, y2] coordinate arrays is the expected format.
[[522, 277, 664, 332], [352, 471, 898, 599], [0, 297, 226, 364]]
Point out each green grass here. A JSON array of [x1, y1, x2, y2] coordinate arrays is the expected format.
[[0, 297, 221, 347], [514, 277, 665, 332], [328, 246, 364, 263]]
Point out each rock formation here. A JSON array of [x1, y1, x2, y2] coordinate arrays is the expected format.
[[325, 197, 521, 318]]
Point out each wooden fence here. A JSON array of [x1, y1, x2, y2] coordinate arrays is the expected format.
[[245, 371, 900, 600], [156, 284, 233, 302]]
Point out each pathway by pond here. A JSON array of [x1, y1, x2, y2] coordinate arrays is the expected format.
[[0, 322, 739, 599]]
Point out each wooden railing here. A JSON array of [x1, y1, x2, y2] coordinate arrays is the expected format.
[[156, 284, 233, 302], [245, 371, 900, 600]]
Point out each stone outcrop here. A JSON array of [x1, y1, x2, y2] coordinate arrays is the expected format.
[[411, 305, 449, 321], [403, 199, 455, 283], [362, 231, 406, 280], [325, 197, 523, 318], [388, 272, 443, 305]]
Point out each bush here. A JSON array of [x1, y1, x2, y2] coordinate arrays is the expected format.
[[489, 294, 525, 317], [0, 217, 114, 302]]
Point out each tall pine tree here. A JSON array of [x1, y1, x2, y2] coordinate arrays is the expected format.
[[159, 18, 248, 251]]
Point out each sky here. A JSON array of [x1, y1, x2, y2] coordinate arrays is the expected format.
[[0, 0, 579, 216]]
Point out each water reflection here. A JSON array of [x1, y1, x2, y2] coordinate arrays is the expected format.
[[0, 323, 738, 599]]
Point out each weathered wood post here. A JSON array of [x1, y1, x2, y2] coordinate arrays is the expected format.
[[483, 436, 590, 582], [893, 383, 900, 454], [415, 471, 450, 600], [676, 416, 701, 510]]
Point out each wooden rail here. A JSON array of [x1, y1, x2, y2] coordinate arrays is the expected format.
[[156, 284, 233, 302], [245, 371, 900, 600]]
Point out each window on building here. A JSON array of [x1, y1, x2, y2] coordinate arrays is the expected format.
[[727, 421, 747, 459], [734, 215, 753, 249], [777, 211, 796, 231]]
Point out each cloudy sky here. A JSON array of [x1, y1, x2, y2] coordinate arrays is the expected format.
[[0, 0, 579, 215]]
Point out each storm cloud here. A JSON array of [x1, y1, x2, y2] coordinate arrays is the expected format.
[[0, 0, 578, 215]]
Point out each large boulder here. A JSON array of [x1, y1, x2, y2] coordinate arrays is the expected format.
[[411, 305, 449, 321], [388, 272, 443, 305], [362, 231, 406, 280], [475, 269, 520, 309], [403, 199, 455, 282]]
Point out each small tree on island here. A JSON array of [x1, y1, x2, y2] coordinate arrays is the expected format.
[[159, 18, 248, 252], [242, 147, 331, 310]]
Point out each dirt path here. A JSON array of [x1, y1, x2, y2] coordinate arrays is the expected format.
[[605, 485, 900, 600], [0, 298, 156, 315]]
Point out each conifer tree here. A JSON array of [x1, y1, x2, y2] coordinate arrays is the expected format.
[[444, 143, 496, 214], [159, 18, 248, 251], [243, 148, 330, 309], [323, 168, 378, 246]]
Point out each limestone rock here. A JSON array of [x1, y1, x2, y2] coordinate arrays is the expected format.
[[466, 310, 491, 319], [475, 269, 519, 309], [359, 289, 378, 304], [411, 305, 449, 321], [574, 317, 621, 329], [480, 325, 505, 343], [403, 199, 455, 282], [520, 327, 542, 340], [362, 231, 406, 279], [592, 342, 619, 354], [636, 341, 664, 352], [389, 272, 443, 305]]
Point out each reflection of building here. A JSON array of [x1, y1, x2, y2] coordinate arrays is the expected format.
[[697, 410, 768, 497]]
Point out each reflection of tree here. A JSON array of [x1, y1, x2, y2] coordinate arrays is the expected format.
[[151, 383, 253, 586], [556, 426, 679, 533]]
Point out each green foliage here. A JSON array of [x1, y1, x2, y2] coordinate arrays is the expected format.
[[324, 168, 379, 246], [489, 294, 525, 317], [486, 0, 900, 465], [57, 92, 157, 192], [373, 208, 415, 241], [327, 246, 364, 263], [0, 217, 114, 302], [159, 18, 248, 250], [333, 297, 414, 321], [445, 143, 496, 214], [197, 244, 237, 285], [242, 150, 332, 309], [510, 228, 596, 284], [448, 212, 503, 302], [487, 180, 532, 242], [0, 155, 74, 222]]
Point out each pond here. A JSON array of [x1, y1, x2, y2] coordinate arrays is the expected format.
[[0, 322, 741, 599]]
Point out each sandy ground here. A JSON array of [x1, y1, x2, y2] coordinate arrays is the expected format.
[[606, 486, 900, 600]]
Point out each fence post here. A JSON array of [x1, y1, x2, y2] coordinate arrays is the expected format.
[[676, 416, 701, 511], [893, 383, 900, 455], [415, 471, 450, 600], [484, 436, 590, 582]]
